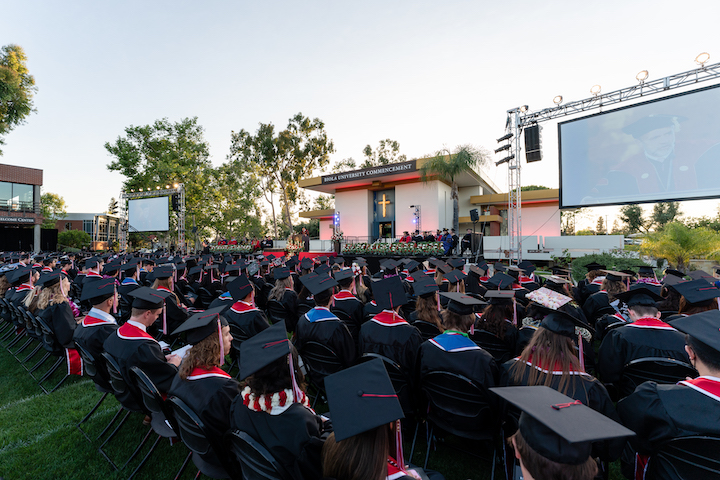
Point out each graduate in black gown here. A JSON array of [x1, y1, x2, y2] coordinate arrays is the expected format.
[[597, 286, 689, 388], [36, 271, 77, 350], [169, 308, 240, 462], [408, 275, 444, 333], [103, 287, 180, 411], [331, 269, 364, 341], [230, 321, 329, 480], [616, 310, 720, 480], [267, 266, 300, 331], [224, 275, 269, 350], [581, 270, 629, 325], [475, 290, 519, 357], [73, 278, 119, 390]]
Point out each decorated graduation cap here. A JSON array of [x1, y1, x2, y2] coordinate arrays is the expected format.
[[172, 306, 229, 361], [441, 292, 486, 315], [622, 114, 686, 139], [413, 277, 439, 298], [484, 290, 515, 305], [325, 358, 405, 442], [671, 279, 720, 305], [487, 272, 515, 290], [670, 310, 720, 352], [443, 269, 466, 284], [491, 386, 634, 465], [80, 278, 117, 305], [373, 276, 408, 310], [615, 284, 664, 307], [333, 268, 354, 283], [227, 275, 254, 301], [273, 267, 291, 280], [600, 270, 631, 282], [584, 262, 606, 271]]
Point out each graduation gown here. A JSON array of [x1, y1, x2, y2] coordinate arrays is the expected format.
[[154, 287, 190, 336], [501, 356, 624, 461], [359, 310, 422, 377], [582, 290, 616, 324], [230, 394, 327, 480], [224, 300, 270, 341], [330, 290, 364, 340], [169, 366, 240, 450], [473, 317, 519, 358], [617, 376, 720, 480], [417, 332, 499, 433], [73, 308, 118, 390], [103, 322, 178, 411], [10, 283, 33, 307], [362, 300, 383, 320], [40, 302, 77, 349], [280, 288, 300, 332], [207, 292, 234, 314], [295, 307, 356, 368], [597, 317, 689, 385]]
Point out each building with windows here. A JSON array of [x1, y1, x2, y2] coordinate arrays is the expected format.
[[0, 163, 43, 251], [57, 213, 122, 250]]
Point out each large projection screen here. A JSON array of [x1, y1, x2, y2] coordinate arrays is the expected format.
[[128, 197, 169, 232], [559, 83, 720, 208]]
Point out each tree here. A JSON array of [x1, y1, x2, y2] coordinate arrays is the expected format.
[[313, 194, 334, 210], [560, 208, 582, 235], [521, 185, 550, 191], [641, 222, 720, 272], [0, 45, 37, 155], [650, 202, 681, 231], [105, 117, 214, 235], [58, 230, 91, 249], [420, 145, 490, 234], [359, 139, 407, 169], [205, 160, 263, 239], [611, 219, 622, 234], [596, 216, 606, 235], [227, 113, 335, 234], [40, 192, 67, 229], [619, 204, 647, 234]]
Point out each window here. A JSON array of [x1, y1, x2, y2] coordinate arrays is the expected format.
[[0, 182, 11, 205], [0, 182, 34, 211], [83, 220, 94, 235], [65, 222, 72, 231]]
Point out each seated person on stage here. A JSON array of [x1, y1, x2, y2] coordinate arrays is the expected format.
[[103, 287, 180, 411], [295, 274, 356, 368], [169, 308, 240, 457], [230, 321, 330, 480], [409, 275, 444, 333], [617, 310, 720, 479], [268, 266, 299, 331], [331, 269, 364, 341], [73, 278, 119, 390], [224, 275, 269, 349], [503, 306, 623, 462], [492, 386, 634, 480], [597, 286, 689, 387], [359, 276, 423, 377], [476, 290, 519, 356], [323, 359, 445, 480]]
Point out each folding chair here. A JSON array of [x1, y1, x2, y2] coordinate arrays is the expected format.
[[298, 341, 344, 408], [646, 435, 720, 480], [411, 320, 441, 342], [226, 430, 298, 480], [470, 330, 513, 364], [75, 342, 114, 442], [619, 357, 698, 399]]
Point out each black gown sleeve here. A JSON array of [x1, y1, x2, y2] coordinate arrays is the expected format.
[[597, 329, 626, 384], [135, 341, 179, 393]]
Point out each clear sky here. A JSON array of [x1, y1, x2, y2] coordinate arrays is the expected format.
[[2, 0, 719, 230]]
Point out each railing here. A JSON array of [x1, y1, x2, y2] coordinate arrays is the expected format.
[[0, 200, 38, 213]]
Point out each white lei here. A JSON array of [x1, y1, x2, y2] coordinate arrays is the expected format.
[[241, 386, 310, 415]]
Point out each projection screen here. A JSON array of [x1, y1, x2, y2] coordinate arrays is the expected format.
[[128, 197, 169, 232], [559, 83, 720, 208]]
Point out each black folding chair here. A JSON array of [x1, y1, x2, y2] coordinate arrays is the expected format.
[[226, 430, 297, 480], [412, 320, 441, 342], [227, 323, 252, 378], [470, 330, 513, 364], [198, 287, 216, 310], [298, 341, 344, 407], [420, 370, 500, 479], [646, 436, 720, 480], [74, 342, 114, 442], [619, 357, 698, 399], [266, 299, 289, 325], [34, 314, 73, 394], [168, 396, 234, 479], [331, 309, 358, 340]]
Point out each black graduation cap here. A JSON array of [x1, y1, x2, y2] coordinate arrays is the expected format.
[[224, 264, 242, 276], [484, 290, 515, 305], [303, 274, 338, 296], [85, 257, 101, 269], [600, 270, 631, 282], [413, 277, 439, 297], [239, 321, 290, 379], [80, 278, 116, 304], [410, 271, 431, 282], [541, 275, 573, 287], [448, 258, 465, 269], [636, 265, 655, 276], [316, 256, 328, 264], [273, 267, 291, 280], [441, 292, 486, 315], [436, 262, 452, 274], [487, 272, 515, 290], [334, 269, 354, 283], [227, 275, 254, 301], [8, 266, 31, 285], [427, 258, 441, 268], [188, 265, 203, 276], [129, 287, 172, 309], [550, 266, 571, 276], [671, 279, 720, 305], [381, 259, 400, 270], [37, 270, 66, 287], [325, 358, 404, 442], [493, 262, 506, 272], [120, 260, 140, 273], [102, 263, 122, 275], [333, 256, 345, 265], [405, 260, 420, 272], [172, 306, 228, 345], [662, 274, 686, 287], [443, 270, 466, 284], [620, 269, 637, 277], [315, 264, 331, 275], [300, 258, 314, 270], [540, 308, 593, 338], [622, 114, 686, 139], [373, 276, 408, 310], [147, 265, 174, 281], [664, 268, 686, 279], [584, 262, 605, 271], [490, 386, 634, 465], [688, 270, 715, 284], [286, 258, 298, 270], [670, 310, 720, 352], [353, 258, 368, 267], [142, 258, 156, 266], [468, 264, 487, 277], [615, 284, 664, 307], [518, 260, 536, 274]]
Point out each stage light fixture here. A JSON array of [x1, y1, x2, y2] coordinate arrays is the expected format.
[[156, 186, 161, 190], [495, 154, 514, 166], [496, 133, 513, 142], [590, 85, 601, 96], [173, 183, 179, 188], [636, 70, 649, 83], [519, 105, 528, 113], [553, 95, 563, 105], [695, 52, 710, 67], [139, 188, 143, 192], [494, 144, 511, 153], [166, 184, 170, 189]]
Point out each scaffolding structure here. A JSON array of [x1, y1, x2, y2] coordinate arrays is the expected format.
[[118, 184, 185, 253]]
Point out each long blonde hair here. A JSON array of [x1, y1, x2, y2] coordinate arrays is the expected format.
[[36, 282, 68, 310]]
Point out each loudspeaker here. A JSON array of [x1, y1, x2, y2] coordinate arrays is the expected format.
[[524, 124, 542, 162], [470, 208, 479, 222], [171, 194, 180, 212]]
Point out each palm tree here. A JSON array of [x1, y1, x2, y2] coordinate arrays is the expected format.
[[641, 222, 720, 272], [419, 145, 489, 234]]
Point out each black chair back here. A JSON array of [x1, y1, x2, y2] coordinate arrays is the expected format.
[[421, 370, 497, 440], [412, 320, 441, 342], [299, 341, 344, 387], [659, 310, 679, 320], [35, 314, 62, 354], [101, 351, 128, 395], [646, 436, 720, 480], [229, 323, 251, 353], [226, 430, 296, 480], [197, 287, 215, 310], [331, 309, 357, 340], [75, 341, 99, 379], [131, 366, 177, 436], [470, 330, 513, 364], [266, 299, 288, 325], [361, 353, 413, 416], [620, 357, 698, 398], [168, 396, 212, 455]]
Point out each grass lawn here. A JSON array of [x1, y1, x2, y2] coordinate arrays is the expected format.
[[0, 333, 625, 480]]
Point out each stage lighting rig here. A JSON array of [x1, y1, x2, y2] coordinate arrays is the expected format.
[[553, 95, 563, 105], [495, 154, 514, 166], [496, 133, 513, 142], [590, 85, 601, 96], [494, 144, 511, 153], [696, 52, 710, 67], [519, 105, 528, 113], [636, 70, 649, 83]]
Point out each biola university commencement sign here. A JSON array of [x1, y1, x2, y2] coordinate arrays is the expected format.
[[321, 160, 417, 185]]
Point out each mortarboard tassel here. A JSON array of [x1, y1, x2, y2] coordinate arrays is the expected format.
[[513, 299, 518, 326], [288, 352, 303, 403], [217, 318, 225, 367], [578, 332, 586, 372], [396, 419, 405, 468], [113, 290, 117, 314], [162, 304, 167, 336]]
